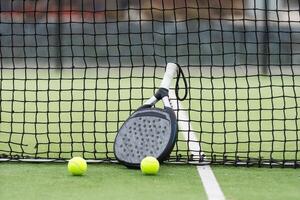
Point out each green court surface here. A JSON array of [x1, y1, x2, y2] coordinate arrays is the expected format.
[[213, 165, 300, 200], [0, 163, 205, 200], [1, 68, 300, 200], [1, 163, 299, 200]]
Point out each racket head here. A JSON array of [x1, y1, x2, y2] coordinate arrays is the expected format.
[[114, 107, 177, 168]]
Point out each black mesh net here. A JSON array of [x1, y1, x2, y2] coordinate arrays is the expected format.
[[0, 0, 300, 167]]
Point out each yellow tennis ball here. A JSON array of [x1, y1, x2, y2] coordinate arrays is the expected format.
[[140, 156, 160, 175], [68, 157, 87, 176]]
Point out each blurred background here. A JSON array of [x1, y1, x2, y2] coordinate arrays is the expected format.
[[1, 0, 299, 21], [0, 0, 299, 71]]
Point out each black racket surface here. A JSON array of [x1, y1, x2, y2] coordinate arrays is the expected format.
[[114, 107, 177, 168]]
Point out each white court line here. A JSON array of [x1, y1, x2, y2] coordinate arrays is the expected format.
[[169, 90, 225, 200], [197, 166, 225, 200]]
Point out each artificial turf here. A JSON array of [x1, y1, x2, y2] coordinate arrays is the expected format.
[[0, 163, 206, 200], [213, 165, 300, 200]]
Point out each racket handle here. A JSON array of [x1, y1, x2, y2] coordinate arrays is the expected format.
[[160, 63, 178, 90]]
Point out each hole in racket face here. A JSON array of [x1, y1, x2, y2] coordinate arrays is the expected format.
[[114, 109, 174, 166]]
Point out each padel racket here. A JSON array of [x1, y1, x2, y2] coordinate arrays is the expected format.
[[114, 63, 183, 168]]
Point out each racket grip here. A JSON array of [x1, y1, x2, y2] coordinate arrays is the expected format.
[[160, 63, 178, 90]]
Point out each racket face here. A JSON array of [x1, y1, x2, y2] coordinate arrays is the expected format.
[[114, 108, 177, 168]]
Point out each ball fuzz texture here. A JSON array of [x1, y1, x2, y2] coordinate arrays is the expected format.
[[140, 156, 160, 175], [68, 157, 87, 176]]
